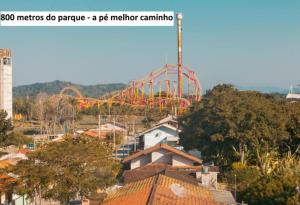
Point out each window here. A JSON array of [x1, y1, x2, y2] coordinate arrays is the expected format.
[[3, 58, 11, 65], [155, 132, 161, 137]]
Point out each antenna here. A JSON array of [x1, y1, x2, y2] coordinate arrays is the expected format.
[[289, 85, 294, 94]]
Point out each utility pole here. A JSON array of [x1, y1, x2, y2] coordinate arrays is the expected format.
[[113, 117, 117, 159], [234, 174, 237, 201], [98, 114, 101, 138], [72, 105, 75, 135], [296, 182, 300, 205], [122, 122, 126, 159], [177, 13, 183, 99], [133, 120, 136, 151]]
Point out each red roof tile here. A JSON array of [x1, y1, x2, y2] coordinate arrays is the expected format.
[[17, 148, 32, 155], [84, 130, 106, 138], [102, 176, 155, 205], [102, 174, 221, 205]]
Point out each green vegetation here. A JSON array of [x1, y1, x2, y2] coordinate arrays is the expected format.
[[180, 84, 300, 205], [0, 110, 13, 145], [106, 131, 124, 145], [0, 110, 32, 147], [13, 80, 126, 98], [8, 135, 121, 205], [80, 102, 169, 125]]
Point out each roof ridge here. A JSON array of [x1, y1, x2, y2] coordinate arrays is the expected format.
[[123, 143, 202, 164], [146, 174, 160, 205]]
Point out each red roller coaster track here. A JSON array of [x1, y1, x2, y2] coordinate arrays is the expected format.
[[109, 64, 201, 111]]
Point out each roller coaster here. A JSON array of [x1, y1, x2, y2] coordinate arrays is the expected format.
[[58, 63, 201, 112], [57, 14, 202, 113]]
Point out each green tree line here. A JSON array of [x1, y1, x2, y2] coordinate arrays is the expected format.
[[179, 84, 300, 205]]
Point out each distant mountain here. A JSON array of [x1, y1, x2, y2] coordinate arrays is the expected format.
[[13, 80, 127, 98], [236, 86, 290, 94]]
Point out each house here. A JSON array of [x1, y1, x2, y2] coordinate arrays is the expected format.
[[0, 161, 28, 205], [102, 174, 223, 205], [0, 153, 27, 165], [122, 162, 220, 189], [123, 163, 201, 185], [100, 122, 127, 132], [123, 143, 202, 170], [84, 122, 127, 139], [83, 129, 106, 138], [157, 115, 178, 128], [123, 143, 222, 189], [137, 124, 180, 150]]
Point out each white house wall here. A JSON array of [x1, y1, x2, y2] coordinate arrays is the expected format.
[[144, 126, 179, 149], [130, 155, 151, 169], [151, 149, 172, 164], [172, 154, 194, 166]]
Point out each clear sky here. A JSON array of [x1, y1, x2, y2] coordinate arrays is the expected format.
[[0, 0, 299, 91]]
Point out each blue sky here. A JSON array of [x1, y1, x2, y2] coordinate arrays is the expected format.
[[0, 0, 299, 91]]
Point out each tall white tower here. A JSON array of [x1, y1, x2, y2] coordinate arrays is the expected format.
[[0, 48, 13, 119]]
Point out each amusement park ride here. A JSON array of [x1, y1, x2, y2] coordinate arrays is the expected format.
[[59, 14, 202, 114]]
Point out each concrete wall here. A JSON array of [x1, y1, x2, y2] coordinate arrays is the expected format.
[[13, 194, 28, 205], [0, 49, 12, 119], [172, 155, 194, 166], [130, 154, 151, 169], [151, 149, 172, 164], [196, 171, 218, 189]]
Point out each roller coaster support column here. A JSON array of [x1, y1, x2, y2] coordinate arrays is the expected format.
[[177, 13, 183, 98]]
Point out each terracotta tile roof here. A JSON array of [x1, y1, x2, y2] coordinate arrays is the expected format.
[[0, 160, 13, 169], [151, 175, 218, 205], [102, 176, 155, 205], [123, 163, 170, 184], [0, 174, 16, 192], [17, 148, 32, 155], [102, 174, 221, 205], [123, 143, 202, 164], [123, 163, 199, 185], [84, 130, 106, 138]]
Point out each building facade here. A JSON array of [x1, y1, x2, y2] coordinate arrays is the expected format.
[[123, 143, 202, 170], [137, 124, 180, 150], [0, 48, 13, 119]]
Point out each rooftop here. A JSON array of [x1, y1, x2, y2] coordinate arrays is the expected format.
[[123, 143, 202, 164], [123, 163, 200, 185], [102, 174, 221, 205], [137, 123, 180, 137]]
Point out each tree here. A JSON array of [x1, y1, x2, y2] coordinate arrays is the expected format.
[[179, 84, 294, 170], [179, 84, 300, 204], [6, 132, 33, 147], [13, 97, 34, 120], [242, 154, 300, 205], [0, 110, 13, 146], [106, 131, 124, 145], [284, 111, 300, 154], [225, 162, 260, 201], [9, 135, 121, 205]]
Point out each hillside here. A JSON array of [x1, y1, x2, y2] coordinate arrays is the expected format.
[[13, 80, 127, 98]]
